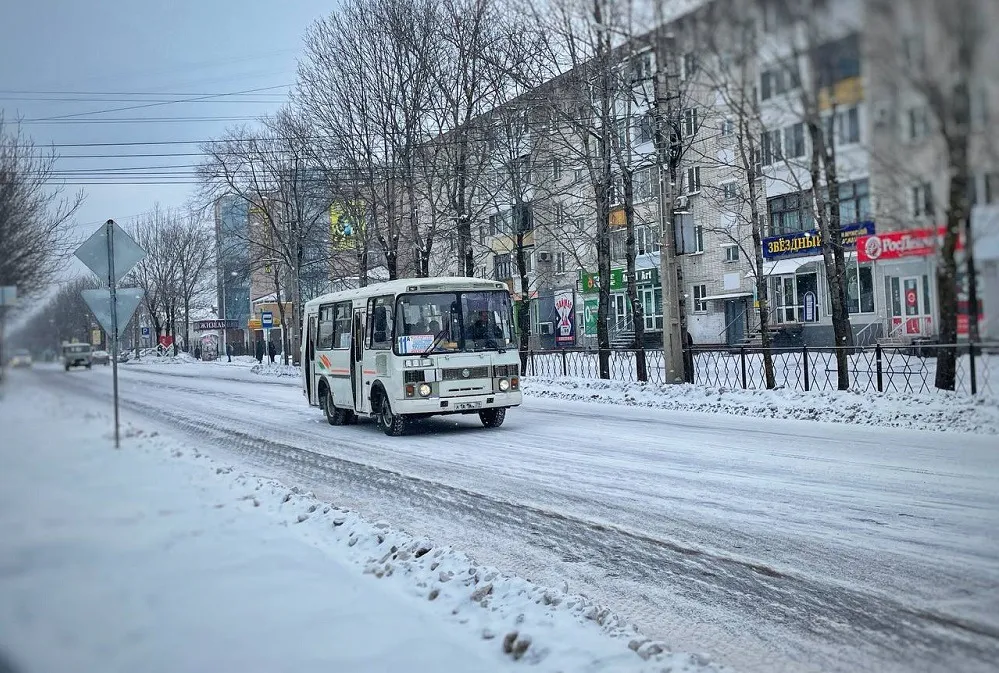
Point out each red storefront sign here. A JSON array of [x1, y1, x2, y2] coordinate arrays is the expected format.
[[856, 227, 963, 263]]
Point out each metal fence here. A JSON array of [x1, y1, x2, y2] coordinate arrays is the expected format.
[[524, 343, 998, 397]]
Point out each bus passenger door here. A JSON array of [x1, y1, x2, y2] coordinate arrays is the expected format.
[[350, 309, 365, 413], [306, 314, 318, 405]]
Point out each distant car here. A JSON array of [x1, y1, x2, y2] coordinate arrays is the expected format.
[[61, 343, 92, 370], [9, 349, 33, 368], [92, 350, 110, 365]]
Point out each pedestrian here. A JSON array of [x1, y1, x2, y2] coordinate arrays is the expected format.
[[194, 345, 202, 360], [226, 342, 232, 363], [255, 339, 264, 364], [268, 340, 276, 364]]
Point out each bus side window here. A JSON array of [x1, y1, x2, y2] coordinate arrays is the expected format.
[[367, 296, 394, 350]]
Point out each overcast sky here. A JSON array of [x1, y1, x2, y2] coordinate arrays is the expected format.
[[0, 0, 334, 243]]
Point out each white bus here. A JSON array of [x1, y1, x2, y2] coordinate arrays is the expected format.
[[301, 277, 523, 436]]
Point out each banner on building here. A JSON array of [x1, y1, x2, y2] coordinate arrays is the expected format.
[[194, 319, 239, 332], [763, 221, 875, 260], [553, 289, 576, 347], [330, 202, 366, 252], [856, 226, 963, 263]]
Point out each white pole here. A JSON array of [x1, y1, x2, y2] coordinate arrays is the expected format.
[[106, 219, 121, 449]]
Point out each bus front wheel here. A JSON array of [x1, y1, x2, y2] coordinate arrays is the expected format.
[[479, 408, 506, 428], [377, 395, 407, 437]]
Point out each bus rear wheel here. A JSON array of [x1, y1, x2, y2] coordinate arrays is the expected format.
[[323, 388, 352, 426], [479, 408, 506, 428], [377, 395, 407, 436]]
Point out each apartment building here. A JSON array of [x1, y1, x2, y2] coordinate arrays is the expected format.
[[415, 0, 997, 349]]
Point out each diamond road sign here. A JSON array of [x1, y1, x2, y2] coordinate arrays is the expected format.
[[82, 288, 144, 339], [74, 221, 146, 285]]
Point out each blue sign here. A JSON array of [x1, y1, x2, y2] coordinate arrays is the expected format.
[[762, 221, 875, 260], [141, 326, 150, 336], [261, 311, 274, 329]]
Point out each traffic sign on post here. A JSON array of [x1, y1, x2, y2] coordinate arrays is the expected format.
[[74, 220, 147, 449], [261, 311, 274, 329]]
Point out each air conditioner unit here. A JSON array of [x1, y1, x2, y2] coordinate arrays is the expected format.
[[537, 251, 553, 263], [538, 321, 554, 335], [676, 195, 689, 209]]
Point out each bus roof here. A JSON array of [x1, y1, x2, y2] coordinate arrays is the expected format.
[[304, 277, 509, 313]]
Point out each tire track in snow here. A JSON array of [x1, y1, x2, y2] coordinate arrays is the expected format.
[[42, 368, 999, 673]]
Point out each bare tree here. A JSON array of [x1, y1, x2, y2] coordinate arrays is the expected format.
[[199, 110, 333, 364], [0, 116, 84, 298], [867, 0, 989, 390]]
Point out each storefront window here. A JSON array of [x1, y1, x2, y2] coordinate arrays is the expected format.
[[845, 263, 875, 314], [769, 272, 819, 323]]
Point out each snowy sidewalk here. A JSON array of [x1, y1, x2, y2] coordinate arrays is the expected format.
[[0, 376, 720, 673]]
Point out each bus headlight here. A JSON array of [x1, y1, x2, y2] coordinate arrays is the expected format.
[[418, 383, 432, 397], [498, 378, 510, 392]]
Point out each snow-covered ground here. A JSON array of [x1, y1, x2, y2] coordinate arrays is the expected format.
[[10, 364, 999, 673], [523, 376, 999, 435], [0, 375, 719, 673]]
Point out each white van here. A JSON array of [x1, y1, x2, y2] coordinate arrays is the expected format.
[[301, 277, 523, 435]]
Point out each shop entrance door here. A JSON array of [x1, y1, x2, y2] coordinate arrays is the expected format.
[[889, 276, 932, 336]]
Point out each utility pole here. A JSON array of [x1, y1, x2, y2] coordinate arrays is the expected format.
[[653, 23, 686, 384]]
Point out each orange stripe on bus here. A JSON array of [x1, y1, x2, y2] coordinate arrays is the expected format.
[[363, 370, 377, 375], [329, 368, 349, 374]]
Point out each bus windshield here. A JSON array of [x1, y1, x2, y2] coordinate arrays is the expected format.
[[394, 291, 515, 355]]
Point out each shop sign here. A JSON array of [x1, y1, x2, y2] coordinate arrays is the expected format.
[[636, 268, 659, 285], [856, 226, 963, 263], [580, 269, 624, 294], [762, 221, 875, 260], [194, 319, 238, 332], [583, 297, 599, 336]]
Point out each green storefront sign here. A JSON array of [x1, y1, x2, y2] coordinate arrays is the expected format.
[[583, 297, 599, 336], [581, 267, 659, 294]]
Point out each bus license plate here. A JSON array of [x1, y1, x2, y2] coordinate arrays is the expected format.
[[454, 402, 482, 410]]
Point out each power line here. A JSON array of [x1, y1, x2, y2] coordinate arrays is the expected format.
[[22, 85, 292, 122]]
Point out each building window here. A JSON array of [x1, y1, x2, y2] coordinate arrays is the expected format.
[[846, 263, 875, 314], [784, 122, 806, 158], [637, 112, 655, 144], [912, 183, 934, 217], [637, 223, 661, 255], [608, 180, 621, 206], [477, 265, 487, 279], [693, 224, 704, 253], [632, 51, 653, 81], [723, 244, 740, 263], [835, 179, 871, 224], [556, 251, 567, 273], [722, 182, 739, 201], [683, 107, 699, 137], [815, 34, 860, 89], [762, 129, 783, 165], [686, 166, 701, 194], [721, 118, 735, 137], [521, 250, 533, 274], [839, 107, 860, 144], [683, 53, 698, 80], [478, 224, 486, 245], [574, 167, 585, 183], [552, 157, 562, 181], [907, 107, 929, 141], [634, 167, 654, 202], [768, 190, 814, 235], [901, 34, 924, 70], [692, 284, 708, 313], [493, 253, 512, 280], [985, 173, 998, 204], [611, 229, 627, 260]]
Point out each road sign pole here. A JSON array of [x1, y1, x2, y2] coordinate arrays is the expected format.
[[106, 219, 121, 449]]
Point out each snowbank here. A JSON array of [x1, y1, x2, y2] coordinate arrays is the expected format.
[[250, 362, 300, 378], [523, 376, 999, 435], [0, 381, 724, 673]]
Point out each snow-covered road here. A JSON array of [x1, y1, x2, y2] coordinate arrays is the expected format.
[[28, 364, 999, 673]]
